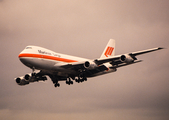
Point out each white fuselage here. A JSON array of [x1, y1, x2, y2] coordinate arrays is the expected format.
[[19, 46, 116, 77], [19, 46, 88, 74]]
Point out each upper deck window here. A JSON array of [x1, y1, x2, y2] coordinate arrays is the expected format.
[[25, 47, 32, 49]]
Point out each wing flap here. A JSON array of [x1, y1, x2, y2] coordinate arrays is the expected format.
[[112, 60, 143, 68]]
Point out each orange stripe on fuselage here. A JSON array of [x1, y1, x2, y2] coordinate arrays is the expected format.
[[18, 53, 78, 63]]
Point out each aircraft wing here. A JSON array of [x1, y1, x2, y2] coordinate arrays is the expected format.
[[54, 61, 86, 70], [95, 47, 163, 65], [130, 47, 163, 56], [53, 47, 163, 71]]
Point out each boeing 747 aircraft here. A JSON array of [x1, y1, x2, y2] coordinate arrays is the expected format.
[[15, 39, 163, 87]]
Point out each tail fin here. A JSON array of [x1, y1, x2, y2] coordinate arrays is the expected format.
[[100, 39, 115, 58]]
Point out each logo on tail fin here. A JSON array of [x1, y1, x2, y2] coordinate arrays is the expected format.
[[104, 46, 114, 57]]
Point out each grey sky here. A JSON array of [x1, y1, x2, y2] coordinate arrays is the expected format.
[[0, 0, 169, 120]]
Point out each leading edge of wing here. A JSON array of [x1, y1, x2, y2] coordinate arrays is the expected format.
[[54, 61, 87, 69], [131, 47, 163, 56], [95, 47, 163, 65], [95, 55, 121, 65]]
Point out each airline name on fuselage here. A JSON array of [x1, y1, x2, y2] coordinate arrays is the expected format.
[[38, 50, 61, 57]]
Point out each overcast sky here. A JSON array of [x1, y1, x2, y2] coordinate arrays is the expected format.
[[0, 0, 169, 120]]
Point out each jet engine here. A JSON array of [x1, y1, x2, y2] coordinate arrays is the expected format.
[[24, 74, 30, 80], [120, 54, 136, 63], [15, 76, 29, 85], [84, 61, 98, 70], [15, 73, 47, 86]]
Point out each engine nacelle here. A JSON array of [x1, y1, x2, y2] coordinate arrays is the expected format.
[[15, 73, 47, 86], [15, 76, 29, 85], [84, 61, 98, 70], [120, 54, 134, 63]]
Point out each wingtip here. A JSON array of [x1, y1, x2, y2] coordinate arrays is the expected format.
[[158, 47, 164, 50], [136, 60, 143, 63]]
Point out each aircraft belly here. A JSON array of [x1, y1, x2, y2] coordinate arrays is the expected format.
[[20, 57, 55, 70], [20, 57, 77, 77]]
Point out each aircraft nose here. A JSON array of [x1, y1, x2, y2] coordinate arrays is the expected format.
[[18, 53, 29, 63], [18, 53, 33, 68], [18, 53, 26, 63], [18, 53, 22, 58], [18, 53, 26, 61]]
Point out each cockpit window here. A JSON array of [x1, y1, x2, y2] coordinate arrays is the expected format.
[[25, 47, 32, 49]]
